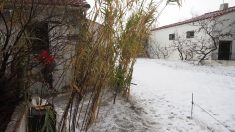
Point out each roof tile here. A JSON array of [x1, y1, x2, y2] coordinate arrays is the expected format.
[[11, 0, 89, 7]]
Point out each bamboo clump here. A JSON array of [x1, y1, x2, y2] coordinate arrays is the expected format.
[[58, 0, 158, 131]]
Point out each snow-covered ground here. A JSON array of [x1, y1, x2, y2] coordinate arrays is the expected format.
[[8, 58, 235, 132], [90, 59, 235, 132], [131, 59, 235, 132]]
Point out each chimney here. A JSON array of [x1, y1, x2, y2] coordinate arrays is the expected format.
[[220, 3, 229, 10]]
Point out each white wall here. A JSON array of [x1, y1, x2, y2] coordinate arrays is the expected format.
[[150, 23, 199, 60], [149, 11, 235, 61]]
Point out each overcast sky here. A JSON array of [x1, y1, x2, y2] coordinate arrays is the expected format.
[[157, 0, 235, 26], [86, 0, 235, 27]]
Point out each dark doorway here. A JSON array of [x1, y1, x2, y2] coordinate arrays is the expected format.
[[29, 22, 49, 54], [218, 41, 232, 60]]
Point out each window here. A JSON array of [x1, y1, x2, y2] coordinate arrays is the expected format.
[[186, 31, 194, 38], [29, 22, 49, 54], [169, 33, 175, 40], [67, 34, 79, 40]]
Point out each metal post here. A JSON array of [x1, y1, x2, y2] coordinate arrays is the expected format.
[[191, 93, 194, 119]]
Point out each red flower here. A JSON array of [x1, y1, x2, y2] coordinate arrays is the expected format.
[[45, 55, 55, 65], [37, 50, 55, 65]]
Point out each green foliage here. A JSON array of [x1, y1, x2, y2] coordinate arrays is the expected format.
[[111, 2, 157, 97], [112, 65, 126, 91], [42, 107, 56, 132]]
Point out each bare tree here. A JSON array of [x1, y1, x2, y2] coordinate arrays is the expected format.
[[192, 18, 235, 63], [171, 33, 194, 61], [149, 41, 170, 59], [171, 18, 235, 64], [0, 0, 87, 131]]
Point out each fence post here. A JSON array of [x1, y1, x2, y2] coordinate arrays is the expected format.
[[191, 93, 194, 119]]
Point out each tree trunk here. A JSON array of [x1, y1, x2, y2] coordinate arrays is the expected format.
[[0, 79, 21, 131], [0, 66, 23, 131]]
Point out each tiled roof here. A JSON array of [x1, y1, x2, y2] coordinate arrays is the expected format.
[[151, 6, 235, 31], [12, 0, 89, 8]]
